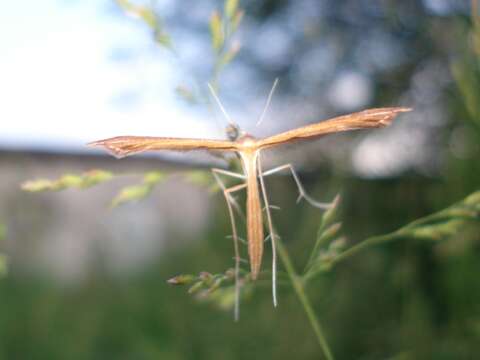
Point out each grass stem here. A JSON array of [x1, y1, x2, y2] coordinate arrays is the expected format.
[[276, 237, 335, 360]]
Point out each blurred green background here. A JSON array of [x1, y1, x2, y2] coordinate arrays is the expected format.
[[1, 0, 480, 359]]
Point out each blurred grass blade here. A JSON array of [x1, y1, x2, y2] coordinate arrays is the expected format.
[[144, 171, 166, 185], [154, 29, 173, 49], [403, 219, 466, 241], [450, 2, 480, 132], [0, 224, 6, 276], [303, 195, 341, 274], [175, 85, 198, 104], [231, 10, 244, 33], [217, 41, 241, 70], [473, 0, 480, 56], [111, 184, 152, 207], [464, 191, 480, 206], [225, 0, 238, 19], [304, 223, 341, 268], [21, 170, 114, 192], [115, 0, 174, 51], [318, 195, 341, 233], [23, 169, 213, 207], [110, 170, 212, 207], [137, 7, 156, 28], [210, 11, 224, 53], [188, 281, 205, 294], [168, 268, 247, 314], [451, 61, 480, 132], [167, 274, 196, 285], [111, 171, 166, 207], [201, 286, 238, 310], [183, 170, 215, 190], [327, 190, 480, 270], [115, 0, 156, 28], [0, 254, 6, 277]]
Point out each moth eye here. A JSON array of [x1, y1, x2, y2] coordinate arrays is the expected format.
[[226, 123, 240, 141]]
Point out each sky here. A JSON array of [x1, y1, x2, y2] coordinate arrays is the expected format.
[[0, 0, 445, 178], [0, 0, 222, 153]]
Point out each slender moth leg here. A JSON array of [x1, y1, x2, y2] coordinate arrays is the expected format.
[[221, 182, 247, 321], [211, 168, 246, 220], [211, 168, 246, 180], [257, 153, 278, 307], [262, 164, 333, 209]]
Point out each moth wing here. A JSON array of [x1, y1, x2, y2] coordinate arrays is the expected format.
[[257, 107, 411, 149], [88, 136, 238, 158]]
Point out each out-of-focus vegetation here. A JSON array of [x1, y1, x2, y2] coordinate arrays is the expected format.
[[0, 224, 6, 277], [4, 0, 480, 359], [21, 170, 114, 192]]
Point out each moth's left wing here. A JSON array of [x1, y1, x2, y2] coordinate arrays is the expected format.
[[89, 136, 238, 158], [257, 107, 411, 149]]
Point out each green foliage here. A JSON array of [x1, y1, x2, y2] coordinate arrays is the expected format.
[[168, 269, 250, 312], [110, 171, 168, 207], [304, 195, 343, 277], [174, 85, 197, 104], [0, 256, 5, 277], [113, 0, 243, 104], [225, 0, 239, 20], [210, 0, 244, 86], [217, 41, 241, 74], [325, 190, 480, 271], [208, 0, 243, 55], [21, 170, 113, 192], [172, 0, 244, 103], [183, 170, 218, 192], [22, 169, 215, 208], [209, 11, 224, 53], [473, 0, 480, 57], [451, 61, 480, 132], [115, 0, 172, 50], [450, 1, 480, 135], [0, 224, 6, 277], [165, 189, 480, 358], [17, 1, 480, 358]]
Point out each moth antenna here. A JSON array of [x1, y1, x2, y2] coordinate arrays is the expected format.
[[256, 78, 279, 127], [207, 83, 234, 127]]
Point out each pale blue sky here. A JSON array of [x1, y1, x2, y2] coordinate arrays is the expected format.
[[0, 0, 434, 178], [0, 0, 221, 152]]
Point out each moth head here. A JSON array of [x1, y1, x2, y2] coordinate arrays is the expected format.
[[225, 123, 242, 141]]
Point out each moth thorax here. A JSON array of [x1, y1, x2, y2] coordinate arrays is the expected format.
[[237, 134, 257, 148]]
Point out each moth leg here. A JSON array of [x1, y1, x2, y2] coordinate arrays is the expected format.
[[222, 182, 247, 321], [211, 168, 246, 180], [211, 168, 246, 220], [257, 154, 278, 307], [262, 164, 333, 209]]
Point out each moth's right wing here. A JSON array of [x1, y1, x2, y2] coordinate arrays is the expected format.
[[257, 107, 411, 149], [88, 136, 238, 158]]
